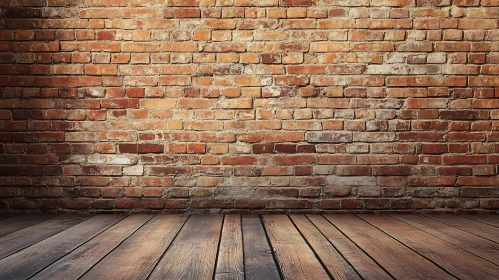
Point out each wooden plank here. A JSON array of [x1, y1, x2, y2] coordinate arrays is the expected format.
[[0, 214, 90, 259], [307, 215, 391, 280], [242, 215, 281, 280], [215, 215, 244, 280], [263, 215, 330, 280], [80, 215, 187, 280], [325, 214, 452, 280], [290, 215, 360, 280], [31, 215, 153, 280], [0, 215, 124, 280], [0, 215, 15, 221], [394, 215, 499, 265], [0, 215, 55, 237], [427, 215, 499, 243], [360, 215, 499, 279], [462, 215, 499, 228], [149, 215, 223, 280]]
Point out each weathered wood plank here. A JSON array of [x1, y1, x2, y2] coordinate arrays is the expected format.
[[427, 215, 499, 243], [80, 215, 187, 280], [0, 215, 124, 280], [148, 215, 223, 280], [0, 215, 54, 237], [0, 215, 15, 221], [263, 215, 330, 280], [290, 215, 360, 280], [242, 215, 281, 280], [462, 215, 499, 228], [325, 214, 452, 280], [360, 215, 499, 279], [215, 214, 244, 280], [31, 215, 153, 280], [0, 215, 90, 259], [307, 215, 391, 280], [394, 215, 499, 265]]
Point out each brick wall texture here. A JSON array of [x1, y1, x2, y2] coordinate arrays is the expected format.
[[1, 0, 499, 213]]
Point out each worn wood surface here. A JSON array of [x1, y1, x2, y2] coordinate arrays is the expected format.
[[360, 215, 499, 280], [0, 215, 123, 280], [0, 215, 54, 237], [463, 215, 499, 228], [263, 215, 330, 280], [148, 215, 223, 280], [326, 214, 453, 280], [215, 214, 244, 280], [1, 214, 498, 280], [0, 215, 90, 259], [32, 215, 153, 280], [307, 215, 392, 280], [290, 215, 360, 280], [242, 215, 281, 280], [428, 215, 499, 243], [394, 215, 499, 265], [0, 215, 15, 221], [81, 215, 187, 280]]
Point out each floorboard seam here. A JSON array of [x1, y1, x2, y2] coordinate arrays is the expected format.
[[355, 215, 459, 280], [423, 215, 499, 244], [288, 215, 334, 280], [29, 215, 128, 280], [72, 214, 156, 280], [390, 215, 499, 267], [304, 214, 364, 280], [145, 215, 191, 280], [259, 215, 285, 280]]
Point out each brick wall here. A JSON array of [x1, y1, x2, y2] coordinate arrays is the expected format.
[[1, 0, 498, 213]]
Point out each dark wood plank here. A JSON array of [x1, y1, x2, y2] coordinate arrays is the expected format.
[[325, 214, 453, 279], [31, 215, 153, 280], [462, 215, 499, 228], [360, 215, 499, 279], [0, 215, 55, 237], [242, 215, 281, 280], [0, 215, 124, 280], [0, 215, 15, 221], [215, 214, 244, 280], [80, 215, 187, 280], [149, 215, 223, 280], [307, 215, 391, 280], [263, 215, 330, 280], [0, 214, 90, 259], [394, 215, 499, 265], [290, 215, 360, 280], [427, 215, 499, 243]]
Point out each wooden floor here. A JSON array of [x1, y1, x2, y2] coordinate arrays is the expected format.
[[0, 214, 498, 280]]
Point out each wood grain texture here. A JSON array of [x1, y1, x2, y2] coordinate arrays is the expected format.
[[0, 214, 90, 259], [0, 215, 54, 237], [427, 215, 499, 243], [148, 215, 223, 280], [263, 215, 329, 280], [80, 215, 187, 280], [290, 214, 360, 280], [215, 214, 244, 280], [32, 215, 153, 280], [394, 215, 499, 265], [0, 215, 124, 280], [307, 215, 391, 280], [360, 214, 499, 279], [242, 215, 281, 280], [462, 215, 499, 228], [325, 214, 453, 280]]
